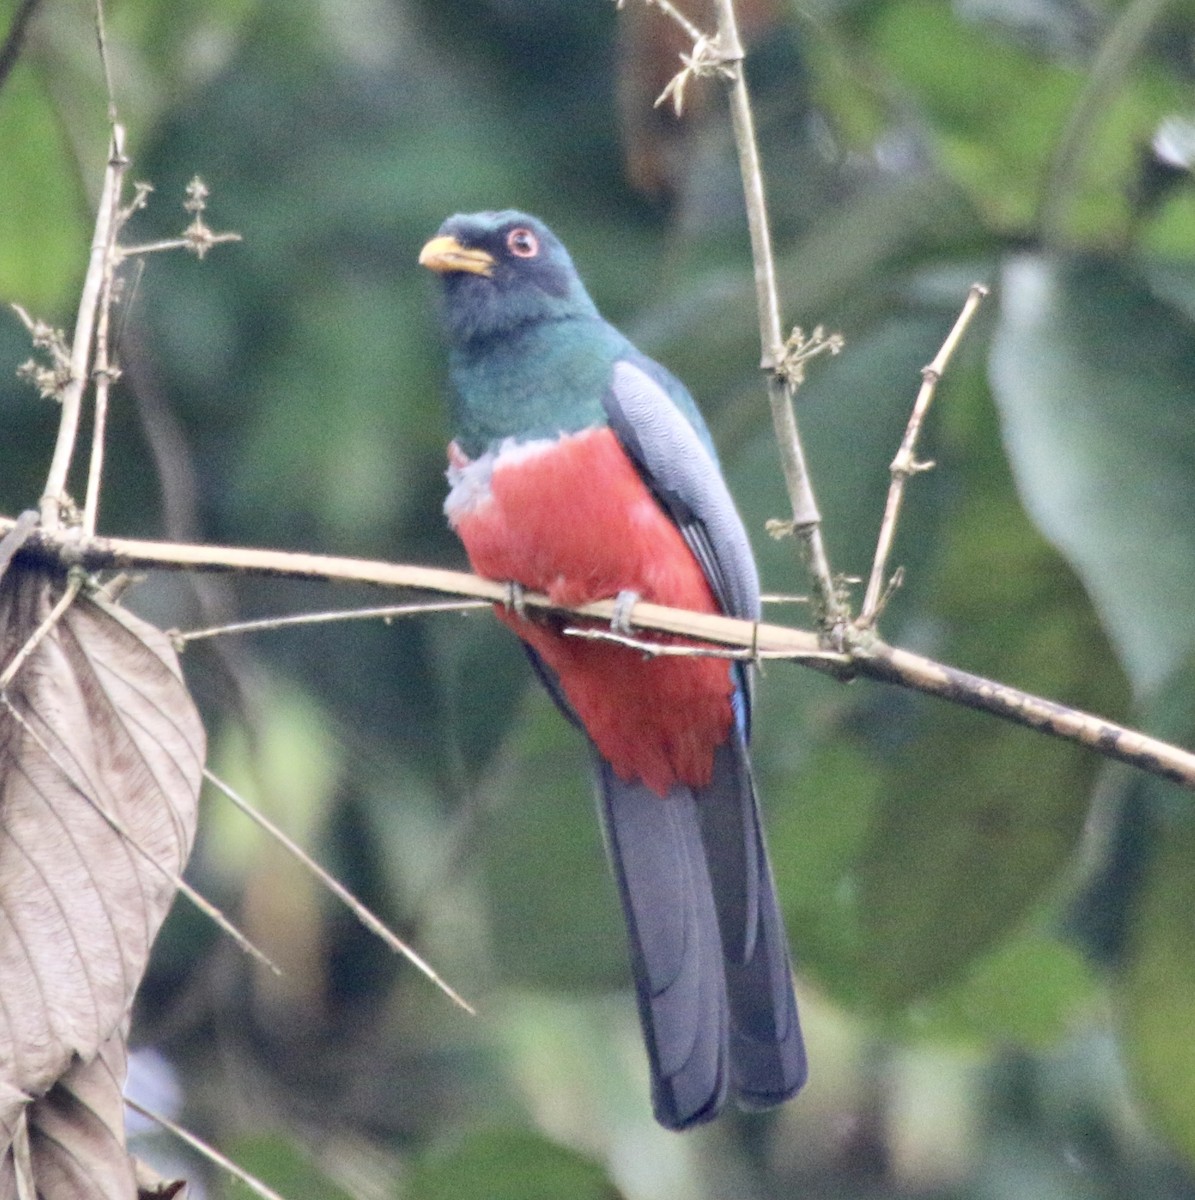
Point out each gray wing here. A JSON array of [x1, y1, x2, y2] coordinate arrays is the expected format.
[[602, 360, 761, 625]]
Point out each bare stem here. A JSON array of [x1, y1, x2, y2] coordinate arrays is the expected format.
[[83, 244, 119, 536], [5, 515, 1195, 790], [858, 640, 1195, 789], [173, 598, 489, 646], [706, 0, 843, 629], [624, 0, 705, 43], [40, 125, 128, 530], [0, 572, 82, 690], [765, 373, 839, 628], [861, 283, 989, 623], [121, 232, 242, 257], [203, 767, 475, 1014], [124, 1098, 289, 1200]]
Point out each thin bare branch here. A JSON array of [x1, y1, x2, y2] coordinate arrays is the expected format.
[[860, 283, 989, 623], [93, 0, 116, 123], [699, 0, 843, 629], [120, 232, 243, 259], [5, 516, 1194, 788], [173, 598, 490, 647], [40, 125, 128, 531], [0, 521, 828, 659], [858, 640, 1195, 788], [83, 228, 121, 537], [124, 1098, 289, 1200], [0, 572, 82, 690], [562, 622, 840, 663], [618, 0, 706, 43], [203, 768, 475, 1014]]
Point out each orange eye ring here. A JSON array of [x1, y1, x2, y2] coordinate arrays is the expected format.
[[507, 227, 539, 258]]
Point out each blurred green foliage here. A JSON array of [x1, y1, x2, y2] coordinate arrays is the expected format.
[[4, 0, 1195, 1196]]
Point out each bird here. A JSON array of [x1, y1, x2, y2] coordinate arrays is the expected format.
[[419, 210, 806, 1130]]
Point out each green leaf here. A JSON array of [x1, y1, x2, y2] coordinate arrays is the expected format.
[[991, 254, 1195, 694], [408, 1127, 621, 1200], [854, 357, 1127, 1009], [858, 0, 1086, 233], [913, 927, 1096, 1047], [224, 1131, 358, 1200], [767, 736, 878, 1003], [1114, 658, 1195, 1168], [776, 349, 1128, 1014], [1118, 814, 1195, 1168], [855, 0, 1188, 243], [0, 64, 89, 312], [478, 697, 626, 990]]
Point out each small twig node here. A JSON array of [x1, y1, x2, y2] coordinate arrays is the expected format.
[[12, 306, 73, 402], [776, 325, 844, 385], [655, 33, 739, 116]]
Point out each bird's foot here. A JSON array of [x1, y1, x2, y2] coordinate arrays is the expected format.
[[611, 589, 640, 635], [504, 581, 528, 619]]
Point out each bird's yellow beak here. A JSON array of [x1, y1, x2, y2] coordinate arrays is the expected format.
[[418, 235, 496, 277]]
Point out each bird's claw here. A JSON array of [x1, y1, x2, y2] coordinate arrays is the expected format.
[[504, 581, 528, 618], [611, 589, 640, 635]]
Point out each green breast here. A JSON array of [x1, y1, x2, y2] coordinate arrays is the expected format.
[[448, 315, 624, 457]]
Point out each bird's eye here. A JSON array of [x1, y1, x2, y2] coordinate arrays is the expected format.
[[506, 227, 539, 258]]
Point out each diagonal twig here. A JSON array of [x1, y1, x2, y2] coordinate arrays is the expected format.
[[203, 768, 475, 1014], [860, 283, 989, 624], [172, 598, 490, 647], [0, 0, 43, 96], [124, 1098, 289, 1200], [618, 0, 705, 43], [40, 126, 128, 531]]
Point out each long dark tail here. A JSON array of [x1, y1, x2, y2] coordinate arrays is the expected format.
[[597, 744, 806, 1130]]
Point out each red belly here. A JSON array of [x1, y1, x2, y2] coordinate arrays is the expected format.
[[448, 427, 734, 795]]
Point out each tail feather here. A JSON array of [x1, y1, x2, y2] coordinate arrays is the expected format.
[[598, 764, 729, 1129], [724, 814, 806, 1106], [598, 744, 806, 1129], [697, 741, 807, 1108]]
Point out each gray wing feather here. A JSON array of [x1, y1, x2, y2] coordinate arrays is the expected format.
[[698, 741, 807, 1108], [603, 360, 761, 624], [598, 764, 730, 1129]]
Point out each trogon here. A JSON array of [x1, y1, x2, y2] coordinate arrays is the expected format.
[[420, 211, 806, 1130]]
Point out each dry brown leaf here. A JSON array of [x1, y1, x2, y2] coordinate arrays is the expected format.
[[0, 566, 205, 1198]]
